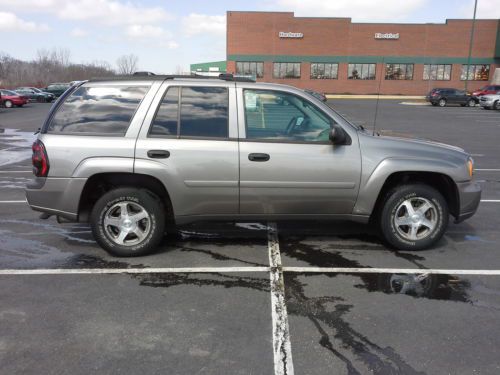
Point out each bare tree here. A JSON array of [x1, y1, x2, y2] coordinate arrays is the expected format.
[[116, 54, 139, 75]]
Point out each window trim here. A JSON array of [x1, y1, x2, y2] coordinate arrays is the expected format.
[[384, 63, 414, 80], [422, 64, 452, 81], [235, 61, 264, 78], [147, 85, 230, 140], [347, 63, 377, 80], [241, 88, 350, 145], [310, 63, 339, 80], [272, 62, 301, 79], [460, 64, 490, 81]]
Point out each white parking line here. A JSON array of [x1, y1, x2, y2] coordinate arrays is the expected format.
[[476, 169, 500, 171], [0, 200, 27, 203], [282, 267, 500, 275], [0, 170, 32, 173], [481, 200, 500, 203], [0, 267, 270, 275], [268, 222, 295, 375]]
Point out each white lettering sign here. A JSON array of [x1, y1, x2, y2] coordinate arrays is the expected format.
[[374, 32, 399, 40], [279, 31, 303, 38]]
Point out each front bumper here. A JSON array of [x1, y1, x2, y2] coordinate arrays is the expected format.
[[455, 180, 481, 223], [25, 177, 87, 221]]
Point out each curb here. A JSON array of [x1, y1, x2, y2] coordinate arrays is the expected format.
[[326, 95, 426, 100]]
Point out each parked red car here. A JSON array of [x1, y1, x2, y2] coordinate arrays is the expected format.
[[0, 89, 29, 108], [472, 85, 500, 103]]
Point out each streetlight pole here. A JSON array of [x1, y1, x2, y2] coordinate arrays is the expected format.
[[464, 0, 478, 92]]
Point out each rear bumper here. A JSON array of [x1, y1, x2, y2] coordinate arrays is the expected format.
[[25, 177, 87, 221], [455, 180, 481, 223]]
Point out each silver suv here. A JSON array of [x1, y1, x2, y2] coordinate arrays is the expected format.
[[26, 75, 481, 256]]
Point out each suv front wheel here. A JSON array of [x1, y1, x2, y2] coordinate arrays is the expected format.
[[90, 187, 165, 257], [379, 185, 448, 251]]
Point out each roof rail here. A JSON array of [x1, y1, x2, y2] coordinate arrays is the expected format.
[[88, 73, 256, 83]]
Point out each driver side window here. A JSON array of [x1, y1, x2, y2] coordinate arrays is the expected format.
[[243, 89, 334, 142]]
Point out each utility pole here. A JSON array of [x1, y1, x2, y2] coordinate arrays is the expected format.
[[464, 0, 478, 92]]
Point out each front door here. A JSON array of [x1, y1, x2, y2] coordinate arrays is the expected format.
[[238, 88, 361, 215]]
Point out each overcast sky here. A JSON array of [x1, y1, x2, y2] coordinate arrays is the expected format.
[[0, 0, 498, 73]]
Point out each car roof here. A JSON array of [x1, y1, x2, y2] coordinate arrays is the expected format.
[[87, 74, 255, 84]]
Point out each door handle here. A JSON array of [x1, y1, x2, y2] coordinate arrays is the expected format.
[[147, 150, 170, 159], [248, 153, 270, 162]]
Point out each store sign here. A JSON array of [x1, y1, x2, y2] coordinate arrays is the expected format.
[[279, 31, 303, 38], [374, 32, 399, 40]]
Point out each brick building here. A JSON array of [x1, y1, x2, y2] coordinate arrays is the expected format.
[[223, 11, 500, 95]]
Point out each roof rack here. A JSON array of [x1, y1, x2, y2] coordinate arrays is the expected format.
[[89, 73, 256, 83]]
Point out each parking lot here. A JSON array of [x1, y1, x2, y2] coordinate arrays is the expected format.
[[1, 101, 499, 374]]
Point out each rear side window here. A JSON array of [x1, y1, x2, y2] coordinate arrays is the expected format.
[[48, 85, 149, 135], [149, 86, 228, 138]]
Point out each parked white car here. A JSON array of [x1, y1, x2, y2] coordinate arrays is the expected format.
[[479, 91, 500, 110]]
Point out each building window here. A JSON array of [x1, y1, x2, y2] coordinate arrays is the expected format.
[[460, 64, 490, 81], [273, 63, 301, 78], [236, 62, 264, 78], [348, 63, 376, 80], [385, 63, 413, 80], [310, 63, 338, 79], [423, 64, 452, 80]]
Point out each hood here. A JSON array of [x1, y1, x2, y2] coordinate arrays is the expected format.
[[376, 130, 465, 153]]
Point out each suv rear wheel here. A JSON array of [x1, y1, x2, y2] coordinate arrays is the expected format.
[[90, 187, 165, 257], [379, 184, 448, 251], [438, 98, 447, 107]]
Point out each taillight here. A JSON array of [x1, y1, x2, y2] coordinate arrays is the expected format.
[[32, 140, 49, 177], [431, 92, 438, 97]]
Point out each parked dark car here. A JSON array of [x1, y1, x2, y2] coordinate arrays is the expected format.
[[43, 83, 71, 98], [0, 89, 29, 108], [472, 85, 500, 103], [426, 88, 475, 107], [304, 89, 327, 102], [15, 87, 55, 103]]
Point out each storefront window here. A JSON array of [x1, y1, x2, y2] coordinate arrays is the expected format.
[[348, 64, 376, 80], [423, 64, 451, 80], [311, 63, 338, 79], [460, 64, 490, 81], [385, 63, 413, 80], [273, 63, 301, 78], [236, 62, 264, 78]]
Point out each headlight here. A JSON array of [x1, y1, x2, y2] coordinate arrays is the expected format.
[[467, 157, 474, 178]]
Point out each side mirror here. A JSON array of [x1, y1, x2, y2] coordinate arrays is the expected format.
[[329, 124, 347, 145]]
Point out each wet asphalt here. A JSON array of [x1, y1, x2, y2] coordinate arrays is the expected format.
[[0, 101, 499, 374]]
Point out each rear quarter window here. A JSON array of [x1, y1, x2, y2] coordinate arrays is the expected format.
[[47, 85, 149, 135]]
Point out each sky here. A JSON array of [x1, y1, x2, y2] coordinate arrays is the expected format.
[[0, 0, 499, 74]]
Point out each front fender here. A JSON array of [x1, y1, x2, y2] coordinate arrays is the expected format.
[[353, 157, 462, 216]]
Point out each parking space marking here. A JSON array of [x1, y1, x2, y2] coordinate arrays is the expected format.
[[0, 200, 27, 204], [0, 267, 270, 275], [268, 222, 295, 375], [476, 169, 500, 171], [481, 200, 500, 203], [0, 170, 32, 173], [282, 267, 500, 275]]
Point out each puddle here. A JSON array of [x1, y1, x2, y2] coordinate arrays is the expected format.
[[133, 272, 270, 292], [0, 129, 36, 168]]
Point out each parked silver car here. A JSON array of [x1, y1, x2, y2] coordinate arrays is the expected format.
[[26, 75, 481, 256], [479, 91, 500, 110]]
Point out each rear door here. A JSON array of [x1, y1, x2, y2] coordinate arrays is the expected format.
[[135, 81, 239, 217], [237, 86, 361, 215]]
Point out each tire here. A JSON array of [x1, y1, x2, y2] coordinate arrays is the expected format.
[[379, 184, 449, 251], [438, 98, 447, 107], [431, 102, 437, 106], [90, 187, 166, 257], [494, 101, 500, 110], [467, 99, 476, 107], [4, 100, 13, 108]]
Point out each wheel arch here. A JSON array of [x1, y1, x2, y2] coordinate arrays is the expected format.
[[369, 171, 459, 221], [78, 172, 175, 229]]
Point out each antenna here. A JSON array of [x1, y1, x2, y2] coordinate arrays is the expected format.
[[372, 56, 384, 136]]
